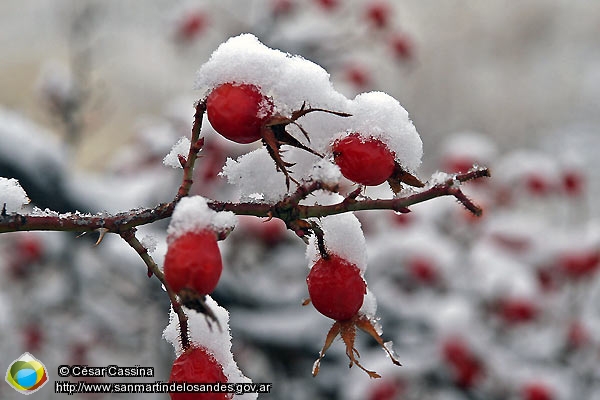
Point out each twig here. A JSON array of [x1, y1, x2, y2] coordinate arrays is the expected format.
[[175, 100, 207, 201], [119, 228, 190, 350], [0, 167, 490, 234]]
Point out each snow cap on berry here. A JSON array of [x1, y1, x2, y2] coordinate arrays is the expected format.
[[163, 296, 257, 399], [337, 91, 423, 172], [306, 193, 368, 274], [194, 33, 349, 117], [0, 177, 30, 213], [167, 196, 236, 242]]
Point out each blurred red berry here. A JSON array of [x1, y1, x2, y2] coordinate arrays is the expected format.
[[206, 82, 274, 144], [271, 0, 295, 16], [176, 11, 207, 42], [365, 2, 392, 29], [490, 233, 530, 254], [562, 170, 584, 197], [407, 257, 438, 285], [497, 298, 538, 325], [307, 254, 366, 321], [442, 337, 484, 388], [536, 266, 559, 292], [23, 324, 44, 352], [393, 211, 414, 228], [525, 174, 551, 196], [444, 157, 476, 174], [390, 32, 413, 60], [344, 64, 371, 89], [369, 379, 404, 400], [567, 320, 590, 349], [559, 249, 600, 279], [522, 382, 554, 400], [16, 233, 44, 263], [315, 0, 339, 11]]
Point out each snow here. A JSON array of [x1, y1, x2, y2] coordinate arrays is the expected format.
[[359, 289, 378, 319], [140, 234, 158, 253], [425, 171, 454, 188], [470, 240, 539, 300], [167, 196, 237, 242], [0, 107, 67, 190], [163, 136, 191, 168], [0, 177, 30, 212], [35, 59, 78, 106], [163, 296, 257, 399], [221, 147, 288, 203], [340, 91, 423, 172], [306, 201, 368, 274], [494, 149, 560, 190], [441, 131, 498, 165], [310, 158, 341, 186], [198, 34, 422, 190], [194, 33, 349, 117]]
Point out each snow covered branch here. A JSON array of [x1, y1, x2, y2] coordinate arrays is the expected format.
[[0, 167, 489, 235]]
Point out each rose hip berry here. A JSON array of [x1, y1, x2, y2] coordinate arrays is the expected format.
[[164, 230, 223, 296], [307, 254, 367, 321], [206, 82, 274, 144], [169, 346, 228, 400], [332, 133, 396, 186]]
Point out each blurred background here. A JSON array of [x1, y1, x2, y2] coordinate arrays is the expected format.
[[1, 0, 599, 399]]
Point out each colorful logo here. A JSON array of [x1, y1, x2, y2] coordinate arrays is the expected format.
[[5, 352, 49, 395]]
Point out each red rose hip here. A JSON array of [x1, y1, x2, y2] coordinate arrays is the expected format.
[[206, 82, 273, 144], [307, 254, 367, 321], [164, 230, 223, 295], [169, 346, 228, 400], [332, 133, 396, 186]]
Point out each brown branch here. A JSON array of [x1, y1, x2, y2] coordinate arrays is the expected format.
[[175, 100, 206, 201], [119, 228, 190, 350], [0, 203, 176, 234], [0, 167, 490, 234]]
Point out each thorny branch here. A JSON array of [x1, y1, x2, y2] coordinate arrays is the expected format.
[[119, 228, 190, 350], [0, 167, 490, 234]]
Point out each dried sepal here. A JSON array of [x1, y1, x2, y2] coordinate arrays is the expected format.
[[388, 164, 424, 194], [355, 314, 401, 366], [312, 321, 341, 377], [313, 313, 400, 379], [178, 288, 222, 332], [260, 103, 349, 189]]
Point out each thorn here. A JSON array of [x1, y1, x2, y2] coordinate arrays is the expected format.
[[94, 228, 109, 246], [265, 211, 274, 222], [75, 231, 88, 239], [178, 154, 187, 167], [343, 187, 362, 204], [302, 298, 311, 306]]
